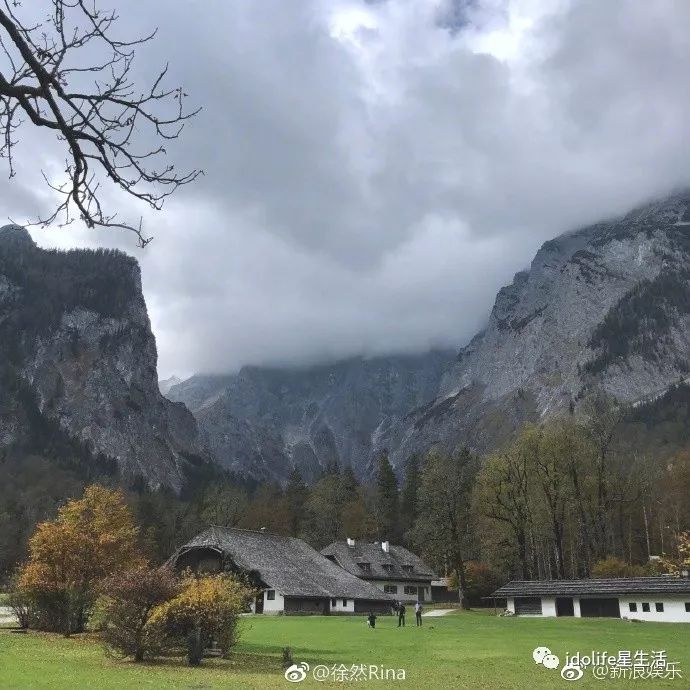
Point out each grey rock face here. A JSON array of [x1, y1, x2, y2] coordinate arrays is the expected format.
[[0, 225, 208, 492], [168, 352, 455, 482]]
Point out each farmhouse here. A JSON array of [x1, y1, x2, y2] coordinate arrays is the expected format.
[[491, 576, 690, 623], [169, 526, 393, 614], [321, 538, 436, 603]]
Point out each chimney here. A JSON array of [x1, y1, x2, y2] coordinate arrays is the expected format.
[[381, 540, 390, 553], [346, 537, 355, 548]]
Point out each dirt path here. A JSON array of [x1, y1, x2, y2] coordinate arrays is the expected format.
[[424, 608, 455, 617]]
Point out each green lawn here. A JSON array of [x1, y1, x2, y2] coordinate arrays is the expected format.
[[1, 611, 689, 688]]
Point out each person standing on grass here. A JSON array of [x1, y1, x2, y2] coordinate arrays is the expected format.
[[415, 601, 423, 626], [397, 602, 406, 627], [367, 612, 377, 629]]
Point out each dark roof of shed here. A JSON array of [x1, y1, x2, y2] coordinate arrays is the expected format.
[[170, 526, 393, 602], [320, 540, 436, 582], [491, 577, 690, 598]]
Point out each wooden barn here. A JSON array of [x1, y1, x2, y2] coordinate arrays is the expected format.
[[168, 526, 393, 615]]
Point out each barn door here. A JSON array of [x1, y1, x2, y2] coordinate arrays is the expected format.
[[579, 598, 620, 618], [556, 598, 574, 617]]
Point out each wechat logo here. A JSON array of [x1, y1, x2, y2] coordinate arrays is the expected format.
[[284, 662, 310, 682], [533, 646, 560, 670]]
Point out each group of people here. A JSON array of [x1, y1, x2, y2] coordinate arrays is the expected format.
[[367, 601, 423, 629]]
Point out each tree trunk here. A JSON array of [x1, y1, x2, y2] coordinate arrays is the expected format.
[[187, 626, 204, 666], [516, 531, 529, 579], [455, 557, 470, 610]]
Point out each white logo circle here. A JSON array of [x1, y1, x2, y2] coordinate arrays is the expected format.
[[533, 646, 552, 665], [543, 653, 560, 670], [284, 662, 310, 682], [561, 663, 584, 681]]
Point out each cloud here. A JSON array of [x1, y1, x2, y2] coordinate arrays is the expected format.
[[15, 0, 690, 376]]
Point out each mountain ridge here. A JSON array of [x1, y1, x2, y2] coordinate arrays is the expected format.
[[170, 190, 690, 479]]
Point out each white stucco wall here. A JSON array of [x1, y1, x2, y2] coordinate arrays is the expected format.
[[573, 598, 581, 617], [329, 597, 355, 613], [372, 581, 430, 601], [506, 595, 690, 622], [619, 596, 690, 623], [541, 597, 557, 617], [262, 589, 285, 614]]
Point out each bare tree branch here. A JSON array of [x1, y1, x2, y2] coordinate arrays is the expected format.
[[0, 1, 201, 246]]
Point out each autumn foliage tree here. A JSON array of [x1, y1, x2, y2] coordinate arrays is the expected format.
[[17, 484, 143, 634], [148, 573, 252, 665], [99, 566, 182, 662]]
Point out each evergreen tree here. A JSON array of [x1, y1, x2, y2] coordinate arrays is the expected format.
[[375, 451, 399, 542], [285, 468, 308, 536], [340, 465, 359, 501], [400, 455, 420, 539]]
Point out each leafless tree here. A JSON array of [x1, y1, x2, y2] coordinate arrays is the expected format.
[[0, 1, 201, 246]]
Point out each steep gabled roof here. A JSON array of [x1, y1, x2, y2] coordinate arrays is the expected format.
[[491, 577, 690, 598], [320, 541, 436, 582], [170, 526, 393, 601]]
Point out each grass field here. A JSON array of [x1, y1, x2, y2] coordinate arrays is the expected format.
[[1, 611, 689, 688]]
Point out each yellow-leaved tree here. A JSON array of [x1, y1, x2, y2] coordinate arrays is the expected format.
[[148, 573, 252, 665], [17, 485, 143, 635], [661, 532, 690, 576]]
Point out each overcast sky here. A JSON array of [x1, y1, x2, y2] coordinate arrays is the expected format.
[[8, 0, 690, 377]]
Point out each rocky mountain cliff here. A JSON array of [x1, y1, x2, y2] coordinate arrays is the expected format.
[[167, 352, 454, 482], [0, 225, 208, 492], [382, 190, 690, 465], [170, 190, 690, 480]]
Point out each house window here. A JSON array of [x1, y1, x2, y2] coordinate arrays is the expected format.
[[384, 585, 398, 594], [629, 602, 637, 612], [642, 602, 650, 612], [357, 562, 371, 573], [331, 598, 336, 607], [686, 602, 690, 612], [266, 590, 275, 600], [404, 586, 417, 595], [382, 564, 394, 573], [655, 603, 664, 612], [402, 565, 413, 574], [342, 599, 348, 607]]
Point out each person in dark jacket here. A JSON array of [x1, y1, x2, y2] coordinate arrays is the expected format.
[[367, 612, 377, 629], [397, 603, 406, 627], [415, 601, 423, 626]]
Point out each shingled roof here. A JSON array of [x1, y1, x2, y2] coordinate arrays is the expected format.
[[170, 526, 393, 602], [320, 540, 436, 582], [491, 577, 690, 598]]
